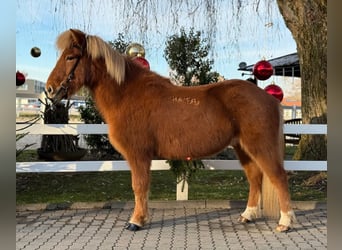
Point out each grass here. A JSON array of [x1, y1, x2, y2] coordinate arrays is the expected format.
[[16, 148, 327, 205]]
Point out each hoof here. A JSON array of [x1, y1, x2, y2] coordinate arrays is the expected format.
[[276, 224, 291, 232], [125, 223, 142, 231], [238, 215, 251, 224]]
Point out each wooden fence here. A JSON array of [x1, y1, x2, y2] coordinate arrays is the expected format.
[[16, 123, 327, 200]]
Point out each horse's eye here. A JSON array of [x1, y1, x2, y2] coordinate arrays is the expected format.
[[66, 55, 76, 61]]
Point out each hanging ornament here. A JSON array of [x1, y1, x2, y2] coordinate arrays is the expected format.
[[132, 56, 150, 69], [126, 43, 150, 69], [16, 71, 26, 86], [125, 43, 146, 58], [264, 83, 284, 102], [30, 47, 41, 57], [253, 60, 273, 80]]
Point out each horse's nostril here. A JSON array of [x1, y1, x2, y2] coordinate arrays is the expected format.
[[46, 86, 53, 94]]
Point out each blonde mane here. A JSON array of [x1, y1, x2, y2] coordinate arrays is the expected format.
[[56, 30, 126, 84], [86, 35, 126, 84]]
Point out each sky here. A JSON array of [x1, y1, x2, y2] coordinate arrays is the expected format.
[[16, 0, 298, 91]]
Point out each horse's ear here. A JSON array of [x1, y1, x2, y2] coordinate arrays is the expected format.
[[69, 29, 86, 51]]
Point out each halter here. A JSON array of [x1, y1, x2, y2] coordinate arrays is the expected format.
[[52, 44, 84, 104]]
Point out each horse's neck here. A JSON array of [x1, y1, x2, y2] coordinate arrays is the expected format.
[[89, 77, 123, 121], [88, 66, 172, 122]]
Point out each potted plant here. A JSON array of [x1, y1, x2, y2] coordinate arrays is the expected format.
[[37, 95, 86, 161]]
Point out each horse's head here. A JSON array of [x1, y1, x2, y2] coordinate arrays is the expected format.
[[45, 29, 88, 103]]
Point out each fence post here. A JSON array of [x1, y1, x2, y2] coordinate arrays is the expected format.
[[176, 179, 188, 200]]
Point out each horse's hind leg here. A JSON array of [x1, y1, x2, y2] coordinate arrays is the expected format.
[[235, 143, 295, 232], [234, 145, 263, 223], [125, 157, 151, 231], [255, 155, 296, 232]]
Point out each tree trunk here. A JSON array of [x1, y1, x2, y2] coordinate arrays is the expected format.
[[276, 0, 327, 160]]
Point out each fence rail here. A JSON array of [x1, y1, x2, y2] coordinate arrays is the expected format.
[[16, 123, 327, 200], [16, 123, 327, 135], [16, 159, 326, 173]]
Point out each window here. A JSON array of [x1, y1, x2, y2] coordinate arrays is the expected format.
[[34, 80, 45, 93]]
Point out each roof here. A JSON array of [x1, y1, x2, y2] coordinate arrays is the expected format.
[[238, 52, 300, 77]]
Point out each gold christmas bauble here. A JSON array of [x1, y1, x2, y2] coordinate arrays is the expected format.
[[31, 47, 41, 57], [125, 43, 145, 58]]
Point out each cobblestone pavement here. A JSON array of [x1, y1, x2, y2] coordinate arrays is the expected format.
[[16, 201, 326, 250]]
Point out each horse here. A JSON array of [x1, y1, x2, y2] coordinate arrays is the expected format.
[[45, 29, 296, 232]]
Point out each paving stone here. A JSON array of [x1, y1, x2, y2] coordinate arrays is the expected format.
[[16, 202, 326, 250]]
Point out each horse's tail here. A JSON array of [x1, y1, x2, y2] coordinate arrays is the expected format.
[[261, 104, 284, 219]]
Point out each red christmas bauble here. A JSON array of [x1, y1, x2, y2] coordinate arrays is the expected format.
[[264, 84, 284, 102], [16, 71, 26, 86], [133, 56, 150, 69], [253, 60, 273, 80]]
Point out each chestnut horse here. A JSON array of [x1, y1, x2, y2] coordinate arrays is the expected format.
[[45, 29, 295, 232]]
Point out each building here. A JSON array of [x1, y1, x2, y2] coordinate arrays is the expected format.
[[16, 79, 45, 111], [238, 52, 301, 120], [16, 78, 86, 116]]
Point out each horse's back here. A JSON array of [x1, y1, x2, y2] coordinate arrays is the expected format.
[[209, 79, 281, 118]]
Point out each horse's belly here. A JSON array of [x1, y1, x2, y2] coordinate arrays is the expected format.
[[157, 129, 233, 159]]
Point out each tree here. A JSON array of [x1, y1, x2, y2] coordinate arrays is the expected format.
[[164, 27, 219, 85], [108, 33, 130, 54], [276, 0, 327, 160]]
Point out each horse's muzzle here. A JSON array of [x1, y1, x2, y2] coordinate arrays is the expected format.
[[46, 85, 68, 104]]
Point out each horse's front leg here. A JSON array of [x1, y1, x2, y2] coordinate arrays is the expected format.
[[125, 158, 151, 231]]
